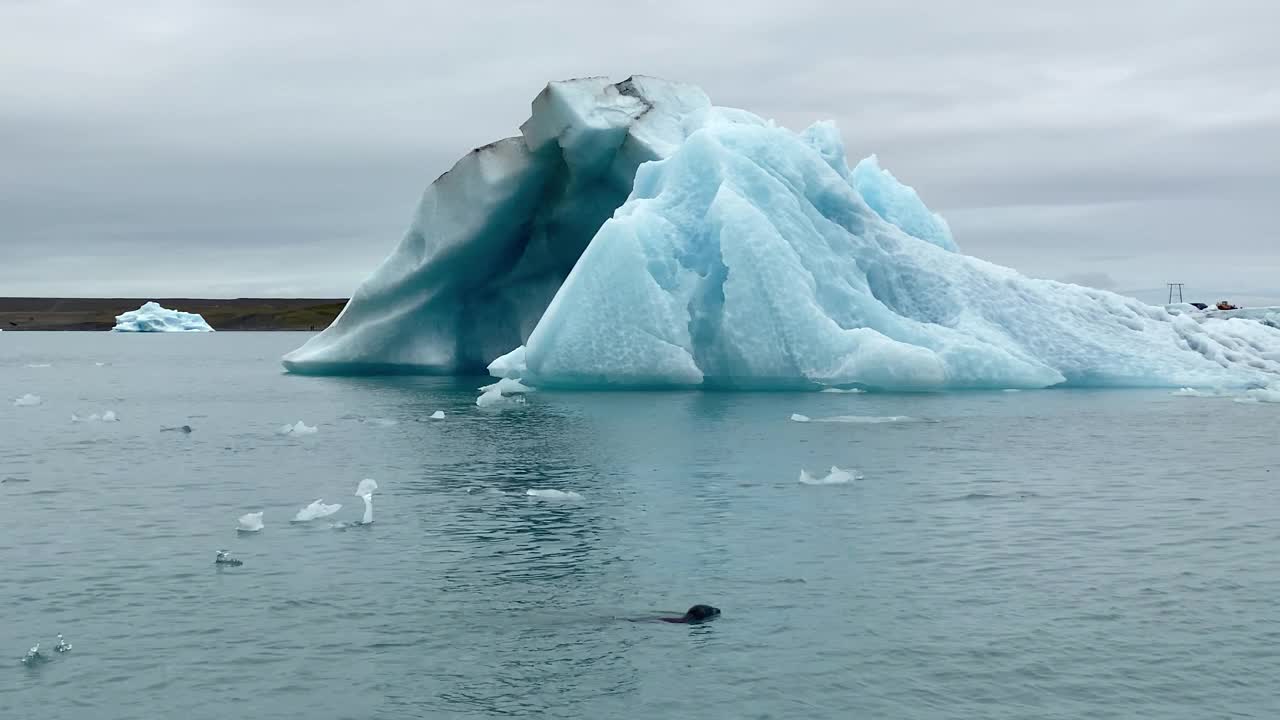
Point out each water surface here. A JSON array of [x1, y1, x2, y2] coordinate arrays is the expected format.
[[2, 332, 1278, 718]]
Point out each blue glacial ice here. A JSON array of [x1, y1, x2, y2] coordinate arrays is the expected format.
[[113, 302, 214, 333], [284, 76, 1280, 391]]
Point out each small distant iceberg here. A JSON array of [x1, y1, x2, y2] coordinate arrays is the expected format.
[[72, 410, 118, 423], [237, 512, 264, 532], [292, 499, 342, 522], [429, 410, 445, 420], [355, 478, 378, 524], [279, 421, 318, 435], [1172, 387, 1220, 398], [112, 302, 214, 332], [790, 413, 811, 422], [526, 488, 583, 500], [798, 466, 861, 485], [477, 377, 533, 408], [13, 394, 42, 407]]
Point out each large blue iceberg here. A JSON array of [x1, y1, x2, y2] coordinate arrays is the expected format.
[[284, 76, 1280, 390]]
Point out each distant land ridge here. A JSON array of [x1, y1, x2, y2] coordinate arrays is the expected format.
[[0, 298, 347, 331]]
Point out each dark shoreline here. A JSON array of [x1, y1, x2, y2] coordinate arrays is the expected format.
[[0, 298, 347, 331]]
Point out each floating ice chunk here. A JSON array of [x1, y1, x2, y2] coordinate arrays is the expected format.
[[1001, 389, 1022, 393], [813, 415, 921, 424], [819, 387, 865, 393], [101, 411, 118, 422], [279, 421, 318, 435], [790, 413, 811, 422], [112, 302, 214, 332], [215, 550, 243, 566], [798, 466, 861, 485], [13, 394, 42, 407], [237, 512, 264, 532], [292, 499, 343, 522], [21, 643, 46, 666], [429, 410, 446, 420], [476, 386, 527, 408], [355, 478, 377, 524], [479, 377, 534, 394], [526, 488, 583, 500], [54, 634, 72, 653]]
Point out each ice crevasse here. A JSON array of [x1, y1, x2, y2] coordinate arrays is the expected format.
[[283, 76, 1280, 391]]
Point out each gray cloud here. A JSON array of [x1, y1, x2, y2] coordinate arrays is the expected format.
[[2, 0, 1278, 301]]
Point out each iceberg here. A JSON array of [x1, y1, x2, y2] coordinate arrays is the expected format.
[[283, 76, 1280, 391], [113, 302, 213, 333]]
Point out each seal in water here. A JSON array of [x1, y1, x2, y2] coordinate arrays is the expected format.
[[660, 604, 721, 624]]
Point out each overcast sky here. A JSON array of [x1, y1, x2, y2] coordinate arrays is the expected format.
[[2, 0, 1277, 303]]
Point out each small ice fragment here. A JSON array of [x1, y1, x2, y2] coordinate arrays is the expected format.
[[94, 362, 106, 367], [292, 499, 342, 522], [25, 363, 52, 368], [54, 634, 72, 653], [355, 478, 377, 524], [819, 387, 865, 393], [101, 411, 118, 422], [13, 394, 42, 407], [21, 643, 44, 666], [429, 410, 445, 420], [798, 466, 860, 485], [279, 421, 318, 435], [237, 512, 264, 532], [790, 413, 811, 422], [525, 488, 583, 500], [215, 549, 243, 566], [1001, 389, 1022, 393]]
